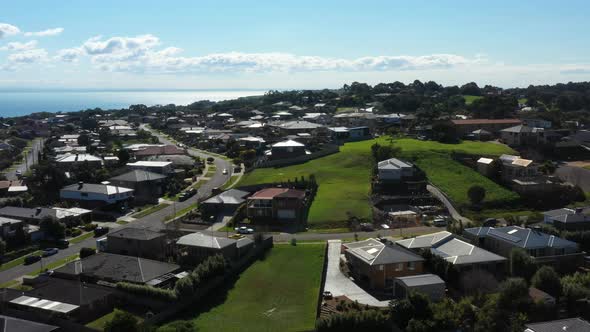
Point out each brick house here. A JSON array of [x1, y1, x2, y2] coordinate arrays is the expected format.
[[342, 238, 425, 291], [246, 188, 306, 222]]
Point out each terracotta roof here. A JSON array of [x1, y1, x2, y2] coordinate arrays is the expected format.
[[451, 119, 522, 125], [250, 188, 305, 199]]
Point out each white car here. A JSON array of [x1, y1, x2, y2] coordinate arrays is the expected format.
[[381, 224, 390, 229], [235, 226, 254, 234], [222, 169, 228, 175]]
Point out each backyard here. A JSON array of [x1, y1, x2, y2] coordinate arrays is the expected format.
[[160, 244, 326, 332], [239, 137, 517, 227]]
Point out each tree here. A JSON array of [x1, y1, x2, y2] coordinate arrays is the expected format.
[[460, 82, 481, 96], [510, 248, 537, 281], [117, 149, 130, 164], [174, 275, 195, 300], [80, 247, 96, 259], [431, 121, 458, 143], [157, 320, 196, 332], [467, 185, 486, 206], [39, 217, 65, 240], [531, 266, 561, 298], [77, 133, 91, 147], [103, 309, 139, 332]]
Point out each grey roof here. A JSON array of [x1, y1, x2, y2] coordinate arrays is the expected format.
[[396, 274, 445, 287], [0, 206, 56, 221], [236, 237, 254, 249], [176, 232, 236, 249], [501, 124, 535, 133], [464, 226, 492, 238], [108, 227, 164, 241], [543, 208, 575, 217], [553, 213, 590, 224], [487, 226, 579, 250], [0, 216, 22, 226], [396, 231, 454, 249], [275, 120, 324, 130], [55, 252, 179, 283], [431, 238, 506, 265], [345, 238, 424, 266], [525, 318, 590, 332], [61, 182, 132, 195], [202, 189, 250, 205], [0, 315, 58, 332], [377, 158, 413, 170], [109, 170, 166, 183]]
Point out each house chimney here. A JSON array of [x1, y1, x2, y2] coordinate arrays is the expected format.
[[36, 207, 42, 215], [78, 181, 84, 189], [575, 207, 584, 214]]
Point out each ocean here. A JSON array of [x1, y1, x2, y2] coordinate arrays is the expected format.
[[0, 90, 268, 118]]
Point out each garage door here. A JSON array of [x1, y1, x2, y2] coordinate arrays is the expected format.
[[277, 209, 296, 219]]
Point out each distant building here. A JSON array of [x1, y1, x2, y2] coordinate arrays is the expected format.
[[525, 318, 590, 332], [394, 274, 446, 302], [266, 140, 308, 160], [108, 170, 167, 204], [55, 153, 102, 169], [451, 119, 522, 136], [246, 188, 306, 222], [175, 232, 253, 264], [377, 158, 415, 182], [126, 161, 173, 174], [201, 189, 250, 214], [543, 207, 590, 231]]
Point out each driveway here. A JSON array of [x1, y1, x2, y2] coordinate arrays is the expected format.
[[324, 240, 390, 307], [427, 184, 472, 226]]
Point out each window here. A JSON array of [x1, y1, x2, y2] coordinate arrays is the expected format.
[[379, 265, 383, 271], [395, 263, 403, 271], [407, 261, 415, 270]]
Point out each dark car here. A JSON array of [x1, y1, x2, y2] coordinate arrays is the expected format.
[[94, 226, 109, 237], [55, 239, 69, 249], [483, 218, 498, 227], [24, 255, 42, 265], [178, 188, 197, 201]]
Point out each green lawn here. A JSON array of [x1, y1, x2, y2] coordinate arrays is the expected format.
[[26, 253, 80, 277], [162, 244, 325, 332], [463, 95, 483, 105], [239, 137, 516, 227], [131, 203, 170, 218], [69, 232, 94, 244], [165, 202, 198, 222], [220, 174, 241, 190]]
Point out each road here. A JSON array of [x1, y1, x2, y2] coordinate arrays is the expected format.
[[4, 138, 44, 181], [427, 184, 472, 226]]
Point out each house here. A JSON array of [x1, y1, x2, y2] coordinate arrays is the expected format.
[[463, 226, 584, 269], [476, 157, 495, 177], [105, 227, 167, 260], [108, 170, 167, 204], [60, 182, 134, 208], [543, 207, 590, 230], [0, 206, 91, 226], [499, 154, 539, 181], [246, 188, 307, 222], [201, 189, 250, 214], [133, 144, 185, 159], [328, 126, 371, 141], [54, 252, 180, 285], [393, 274, 446, 302], [55, 154, 102, 169], [271, 120, 326, 135], [0, 217, 23, 241], [0, 314, 58, 332], [525, 318, 590, 332], [175, 232, 253, 264], [396, 231, 454, 251], [377, 158, 415, 182], [500, 124, 548, 146], [470, 129, 492, 141], [238, 136, 265, 149], [126, 161, 173, 174], [342, 238, 425, 290], [266, 140, 308, 160], [430, 238, 507, 274], [451, 119, 522, 136]]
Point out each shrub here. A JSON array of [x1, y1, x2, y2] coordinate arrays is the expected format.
[[79, 247, 96, 259], [116, 282, 177, 302], [531, 266, 562, 297], [104, 309, 139, 332], [71, 228, 82, 237], [290, 238, 297, 246]]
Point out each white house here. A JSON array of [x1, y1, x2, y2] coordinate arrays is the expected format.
[[60, 182, 134, 206], [126, 161, 173, 174], [377, 158, 415, 181]]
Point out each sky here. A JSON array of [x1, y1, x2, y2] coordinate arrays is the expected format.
[[1, 0, 590, 90]]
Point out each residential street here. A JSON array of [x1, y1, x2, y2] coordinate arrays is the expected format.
[[4, 138, 44, 181]]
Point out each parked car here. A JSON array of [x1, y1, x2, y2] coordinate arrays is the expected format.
[[381, 224, 390, 229], [433, 218, 447, 227], [178, 188, 197, 201], [235, 226, 254, 234], [24, 255, 41, 265], [55, 239, 69, 249], [360, 223, 374, 231], [42, 248, 58, 257], [222, 168, 228, 175], [323, 291, 333, 299], [94, 226, 109, 237]]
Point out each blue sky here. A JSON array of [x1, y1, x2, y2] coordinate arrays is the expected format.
[[1, 0, 590, 89]]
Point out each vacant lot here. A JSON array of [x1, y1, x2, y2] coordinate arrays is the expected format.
[[162, 244, 325, 332], [239, 137, 516, 227]]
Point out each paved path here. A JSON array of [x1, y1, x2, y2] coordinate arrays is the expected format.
[[427, 184, 472, 226], [324, 240, 390, 307], [4, 138, 44, 180]]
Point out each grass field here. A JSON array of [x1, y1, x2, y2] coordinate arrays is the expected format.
[[164, 202, 198, 222], [161, 244, 325, 332], [86, 310, 144, 330], [69, 232, 94, 244], [0, 250, 42, 272], [463, 95, 483, 105], [239, 137, 516, 227]]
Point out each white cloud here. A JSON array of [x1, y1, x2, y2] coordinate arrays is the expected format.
[[24, 27, 64, 37], [54, 47, 84, 62], [0, 23, 20, 38], [82, 34, 159, 55], [7, 49, 48, 64], [0, 40, 38, 51]]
